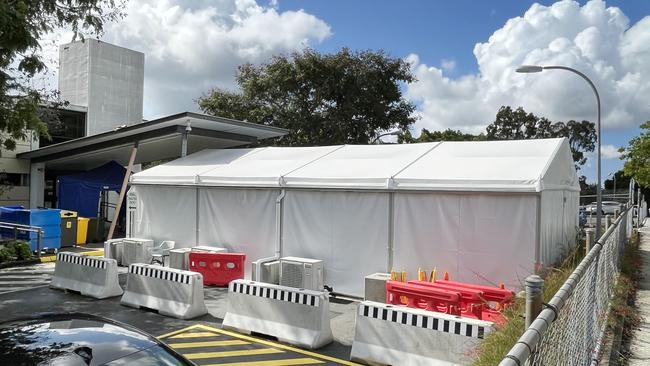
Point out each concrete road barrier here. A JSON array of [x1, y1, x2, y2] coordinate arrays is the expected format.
[[50, 252, 123, 299], [222, 279, 333, 349], [351, 301, 495, 365], [120, 263, 207, 319]]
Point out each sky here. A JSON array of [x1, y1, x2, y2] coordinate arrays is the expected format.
[[38, 0, 650, 183]]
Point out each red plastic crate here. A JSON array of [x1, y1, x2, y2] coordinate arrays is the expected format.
[[189, 252, 246, 286]]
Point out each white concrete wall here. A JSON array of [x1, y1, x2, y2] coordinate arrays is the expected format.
[[59, 40, 144, 136]]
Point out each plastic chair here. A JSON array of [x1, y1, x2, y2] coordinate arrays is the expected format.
[[150, 240, 175, 266]]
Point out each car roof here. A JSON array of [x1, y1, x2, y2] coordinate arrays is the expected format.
[[0, 313, 190, 366]]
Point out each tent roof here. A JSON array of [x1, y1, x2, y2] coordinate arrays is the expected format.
[[130, 138, 579, 192]]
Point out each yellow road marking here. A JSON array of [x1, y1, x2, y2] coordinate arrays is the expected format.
[[158, 324, 204, 339], [169, 340, 248, 349], [170, 332, 220, 339], [184, 348, 284, 359], [206, 358, 324, 366], [191, 324, 361, 365], [158, 323, 361, 365]]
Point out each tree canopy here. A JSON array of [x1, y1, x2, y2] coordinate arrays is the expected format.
[[620, 121, 650, 187], [0, 0, 125, 151], [198, 48, 417, 146], [485, 106, 596, 169], [398, 128, 485, 143]]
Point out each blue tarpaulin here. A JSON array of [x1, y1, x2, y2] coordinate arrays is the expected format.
[[57, 161, 126, 217]]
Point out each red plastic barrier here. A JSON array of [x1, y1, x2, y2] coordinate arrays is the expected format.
[[408, 280, 514, 323], [189, 252, 246, 286], [385, 280, 462, 316], [435, 279, 514, 304], [408, 280, 485, 319]]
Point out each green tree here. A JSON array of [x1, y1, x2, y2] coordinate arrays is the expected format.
[[398, 128, 485, 143], [620, 121, 650, 187], [198, 48, 417, 146], [486, 106, 596, 169], [0, 0, 125, 151]]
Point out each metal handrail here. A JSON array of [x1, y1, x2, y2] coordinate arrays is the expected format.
[[499, 205, 632, 366], [0, 221, 44, 259]]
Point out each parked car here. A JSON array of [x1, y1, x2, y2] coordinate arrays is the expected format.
[[0, 313, 195, 366], [585, 201, 622, 215], [578, 207, 587, 227]]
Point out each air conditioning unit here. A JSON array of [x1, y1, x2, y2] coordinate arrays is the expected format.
[[104, 239, 124, 265], [252, 257, 280, 284], [279, 257, 324, 291], [122, 238, 154, 266]]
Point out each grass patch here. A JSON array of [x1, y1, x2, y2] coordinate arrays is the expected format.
[[607, 231, 642, 364], [472, 244, 585, 366]]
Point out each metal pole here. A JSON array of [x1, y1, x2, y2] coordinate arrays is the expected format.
[[525, 275, 544, 329], [108, 141, 139, 240], [37, 229, 42, 259], [542, 66, 602, 238], [585, 228, 595, 253], [181, 120, 191, 157]]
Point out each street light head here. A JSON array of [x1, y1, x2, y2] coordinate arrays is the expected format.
[[516, 65, 544, 73]]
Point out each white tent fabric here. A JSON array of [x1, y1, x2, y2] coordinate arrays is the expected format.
[[392, 193, 538, 289], [282, 190, 389, 295], [132, 138, 577, 192], [130, 138, 579, 296], [197, 188, 278, 279]]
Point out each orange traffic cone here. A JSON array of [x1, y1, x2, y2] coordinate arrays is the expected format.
[[443, 271, 449, 281], [429, 267, 437, 282]]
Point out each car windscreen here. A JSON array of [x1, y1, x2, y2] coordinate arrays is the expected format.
[[103, 345, 191, 366]]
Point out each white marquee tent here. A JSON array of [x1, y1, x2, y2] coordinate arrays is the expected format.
[[128, 138, 579, 296]]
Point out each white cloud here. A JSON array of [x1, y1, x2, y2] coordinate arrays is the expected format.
[[440, 58, 456, 72], [38, 0, 331, 118], [600, 144, 622, 159], [406, 0, 650, 134]]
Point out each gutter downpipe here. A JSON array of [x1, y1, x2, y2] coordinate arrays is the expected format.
[[275, 186, 286, 258]]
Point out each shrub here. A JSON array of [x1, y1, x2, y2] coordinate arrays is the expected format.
[[13, 241, 32, 260]]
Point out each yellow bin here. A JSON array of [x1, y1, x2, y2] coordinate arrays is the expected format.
[[76, 217, 90, 245]]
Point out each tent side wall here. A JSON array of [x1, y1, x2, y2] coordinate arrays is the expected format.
[[197, 187, 279, 279], [392, 192, 538, 290], [130, 185, 197, 246], [539, 189, 579, 267], [282, 190, 390, 296]]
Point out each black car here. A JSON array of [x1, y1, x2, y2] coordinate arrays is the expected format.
[[0, 313, 195, 366]]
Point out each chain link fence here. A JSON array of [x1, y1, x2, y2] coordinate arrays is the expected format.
[[500, 205, 634, 366]]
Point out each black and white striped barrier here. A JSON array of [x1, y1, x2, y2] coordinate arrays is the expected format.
[[120, 263, 207, 319], [351, 301, 495, 365], [222, 279, 332, 349], [50, 252, 123, 299]]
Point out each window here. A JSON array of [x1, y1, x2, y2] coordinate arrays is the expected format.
[[0, 173, 29, 186]]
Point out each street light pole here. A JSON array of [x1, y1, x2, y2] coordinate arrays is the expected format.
[[516, 65, 602, 237], [371, 131, 401, 144]]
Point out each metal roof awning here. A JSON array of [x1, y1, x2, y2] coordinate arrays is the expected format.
[[18, 112, 287, 171]]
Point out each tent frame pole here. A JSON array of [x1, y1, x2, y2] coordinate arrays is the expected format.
[[107, 141, 139, 240], [387, 192, 395, 272]]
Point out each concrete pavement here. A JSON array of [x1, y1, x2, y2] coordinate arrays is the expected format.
[[629, 219, 650, 366]]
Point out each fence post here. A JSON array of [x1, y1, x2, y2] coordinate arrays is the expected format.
[[36, 229, 42, 259], [585, 228, 595, 253], [605, 215, 612, 231], [525, 275, 544, 329]]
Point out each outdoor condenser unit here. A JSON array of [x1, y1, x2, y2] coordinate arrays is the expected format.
[[104, 238, 124, 265], [252, 257, 280, 284], [122, 238, 154, 266], [279, 256, 324, 291]]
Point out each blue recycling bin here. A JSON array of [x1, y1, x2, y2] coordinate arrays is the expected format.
[[0, 206, 61, 251]]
